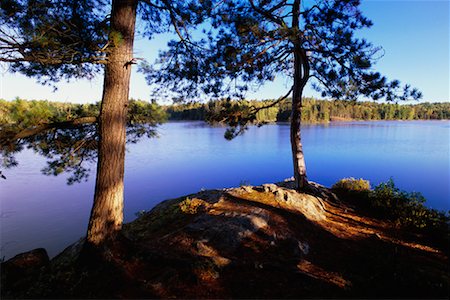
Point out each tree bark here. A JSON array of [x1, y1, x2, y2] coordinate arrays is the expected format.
[[86, 0, 138, 245], [291, 52, 308, 191], [291, 0, 309, 191]]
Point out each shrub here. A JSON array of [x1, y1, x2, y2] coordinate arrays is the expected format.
[[332, 177, 371, 192], [179, 197, 204, 214], [370, 178, 449, 230], [332, 177, 450, 232]]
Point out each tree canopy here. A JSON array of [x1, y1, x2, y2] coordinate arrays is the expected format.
[[0, 0, 211, 83], [145, 0, 421, 102], [1, 0, 109, 83]]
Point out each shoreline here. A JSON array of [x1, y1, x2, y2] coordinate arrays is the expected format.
[[164, 118, 450, 125]]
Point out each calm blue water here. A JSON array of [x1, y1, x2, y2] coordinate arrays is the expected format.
[[1, 120, 449, 259]]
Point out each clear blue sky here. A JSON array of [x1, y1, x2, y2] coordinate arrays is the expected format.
[[1, 0, 448, 104]]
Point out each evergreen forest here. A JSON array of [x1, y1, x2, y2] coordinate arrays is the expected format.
[[2, 98, 447, 127]]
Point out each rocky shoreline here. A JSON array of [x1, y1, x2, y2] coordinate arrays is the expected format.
[[1, 182, 448, 298]]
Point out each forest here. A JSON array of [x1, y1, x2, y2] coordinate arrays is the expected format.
[[1, 98, 448, 127], [0, 98, 166, 128], [165, 98, 450, 122]]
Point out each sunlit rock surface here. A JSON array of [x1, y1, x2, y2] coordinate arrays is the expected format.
[[1, 182, 448, 298]]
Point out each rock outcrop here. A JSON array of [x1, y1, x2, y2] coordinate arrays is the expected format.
[[1, 248, 50, 298], [1, 182, 448, 299]]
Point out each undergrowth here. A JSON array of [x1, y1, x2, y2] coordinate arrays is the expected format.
[[332, 177, 449, 249]]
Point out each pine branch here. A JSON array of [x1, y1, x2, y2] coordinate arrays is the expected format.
[[1, 117, 98, 146]]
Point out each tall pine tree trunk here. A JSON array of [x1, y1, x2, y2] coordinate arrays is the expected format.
[[86, 0, 138, 245], [291, 51, 308, 191], [291, 0, 309, 191]]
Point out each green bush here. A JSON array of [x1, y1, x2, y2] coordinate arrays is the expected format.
[[370, 178, 449, 230], [332, 177, 371, 192], [332, 177, 450, 232]]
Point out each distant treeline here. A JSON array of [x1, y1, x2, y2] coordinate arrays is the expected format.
[[0, 98, 167, 127], [1, 98, 448, 127], [165, 98, 450, 122]]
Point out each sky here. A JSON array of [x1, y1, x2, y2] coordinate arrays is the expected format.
[[0, 0, 448, 104]]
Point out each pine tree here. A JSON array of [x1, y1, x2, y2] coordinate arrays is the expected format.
[[0, 0, 210, 247], [145, 0, 422, 191]]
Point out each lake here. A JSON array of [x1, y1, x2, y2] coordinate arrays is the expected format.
[[1, 120, 449, 259]]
